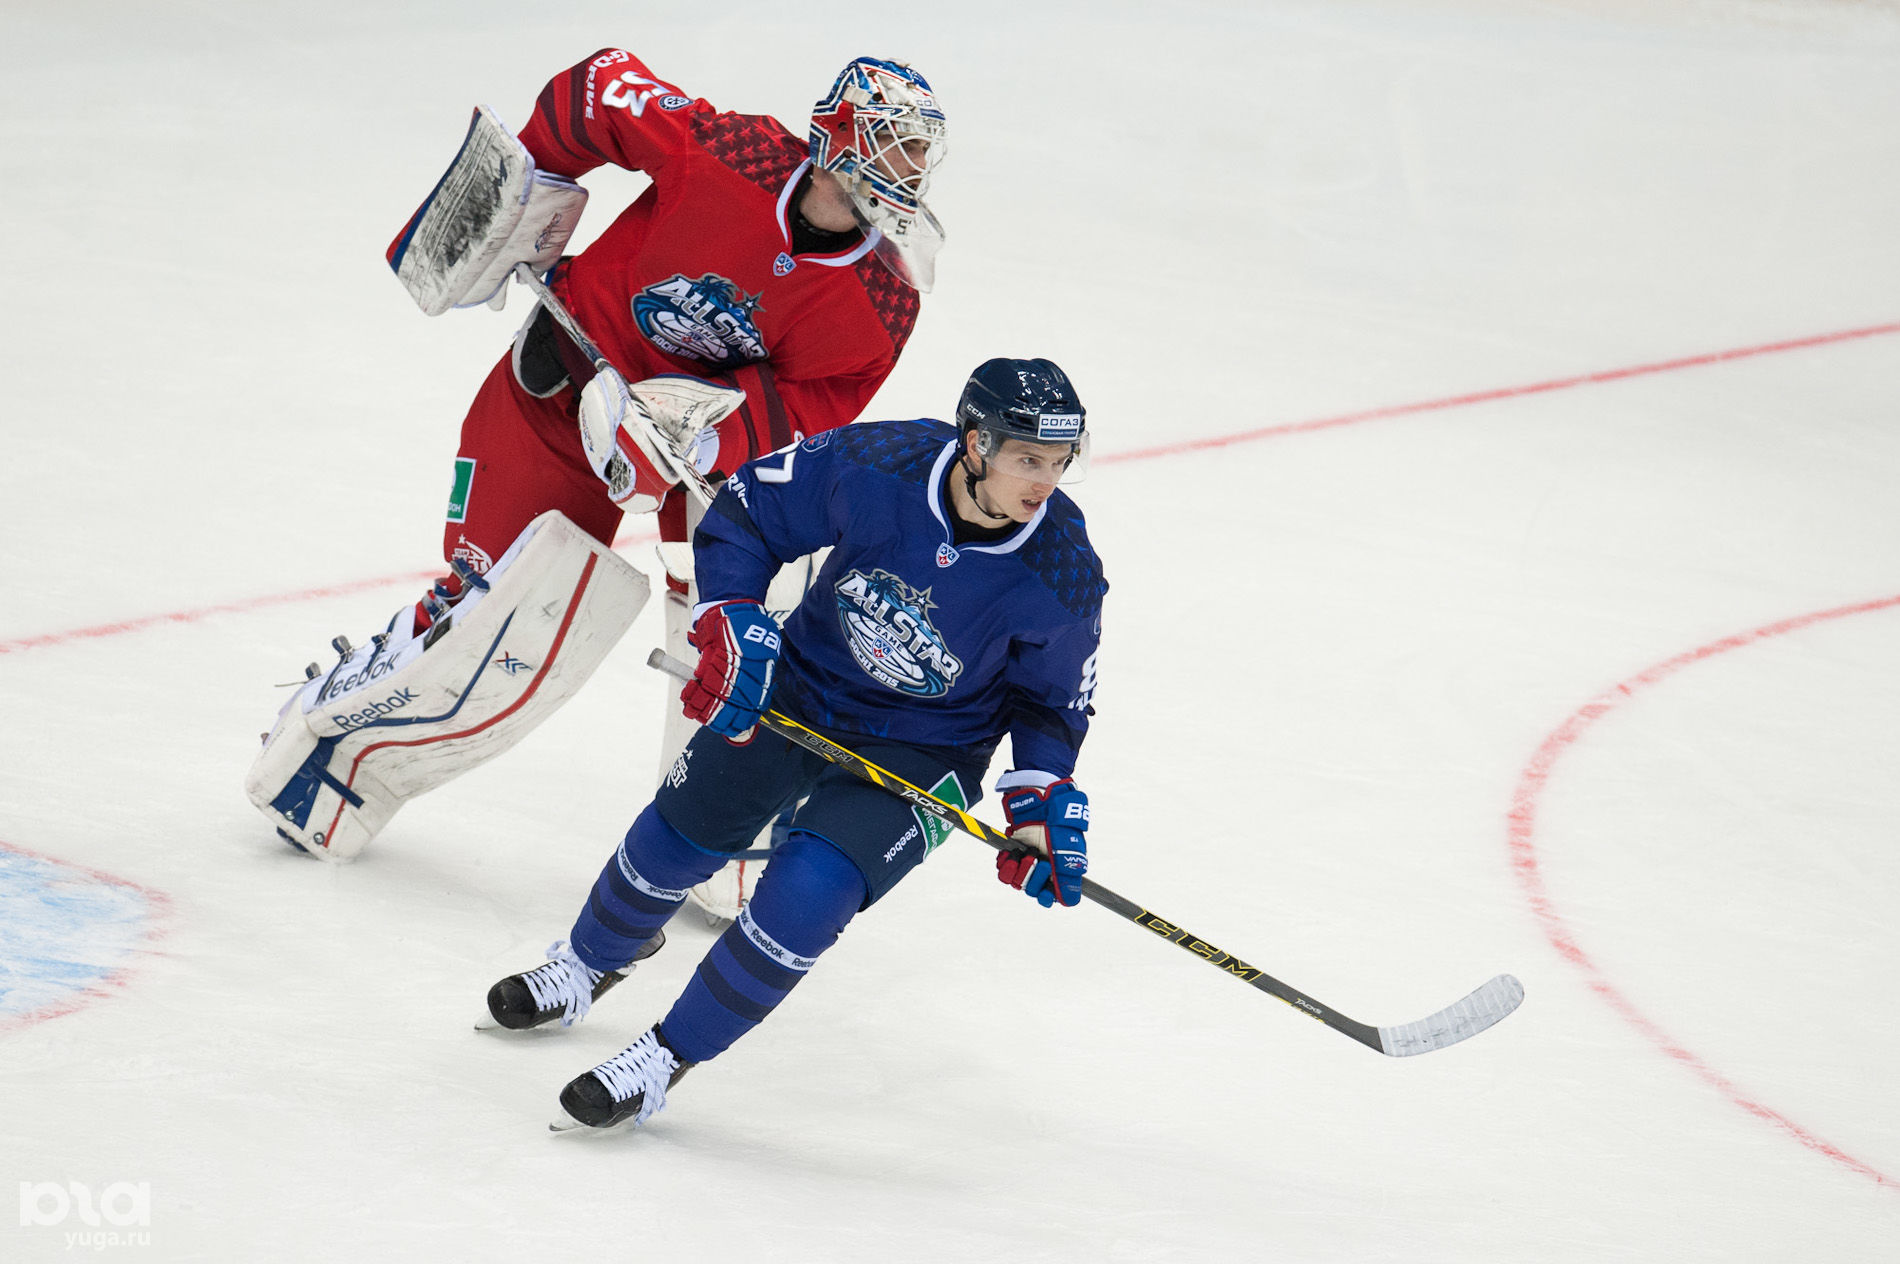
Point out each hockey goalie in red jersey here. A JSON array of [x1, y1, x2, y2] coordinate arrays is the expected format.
[[244, 51, 948, 878]]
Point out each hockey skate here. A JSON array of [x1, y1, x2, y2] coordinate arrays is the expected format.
[[480, 933, 665, 1031], [552, 1025, 694, 1131]]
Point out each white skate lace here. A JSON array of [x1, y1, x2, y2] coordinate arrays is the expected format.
[[589, 1031, 680, 1125], [522, 941, 603, 1027]]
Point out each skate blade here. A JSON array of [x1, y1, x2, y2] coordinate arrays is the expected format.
[[476, 1011, 591, 1034], [548, 1114, 633, 1135]]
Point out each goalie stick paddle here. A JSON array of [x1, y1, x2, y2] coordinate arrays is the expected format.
[[647, 650, 1524, 1056]]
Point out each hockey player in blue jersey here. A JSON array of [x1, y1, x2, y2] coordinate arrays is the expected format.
[[482, 357, 1107, 1130]]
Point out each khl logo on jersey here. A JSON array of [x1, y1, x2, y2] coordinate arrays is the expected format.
[[834, 569, 964, 697], [632, 273, 768, 366]]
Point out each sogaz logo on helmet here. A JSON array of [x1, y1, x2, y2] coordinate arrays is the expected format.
[[1035, 412, 1083, 441], [834, 568, 964, 697]]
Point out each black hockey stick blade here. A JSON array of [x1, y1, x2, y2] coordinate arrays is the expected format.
[[646, 650, 1525, 1056]]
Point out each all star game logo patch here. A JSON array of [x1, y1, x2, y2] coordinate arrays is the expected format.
[[631, 273, 768, 366], [834, 568, 964, 698]]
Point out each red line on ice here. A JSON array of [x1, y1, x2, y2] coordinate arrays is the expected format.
[[1507, 595, 1900, 1192], [1100, 320, 1900, 464], [4, 326, 1894, 653], [0, 526, 659, 657], [0, 571, 442, 656], [5, 324, 1894, 653]]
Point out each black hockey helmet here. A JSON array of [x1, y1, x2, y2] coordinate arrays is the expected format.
[[955, 357, 1089, 483]]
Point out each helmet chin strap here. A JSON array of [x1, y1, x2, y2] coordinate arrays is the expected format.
[[960, 455, 1013, 524]]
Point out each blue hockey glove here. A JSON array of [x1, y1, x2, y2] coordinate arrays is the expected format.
[[681, 600, 780, 740], [994, 773, 1089, 908]]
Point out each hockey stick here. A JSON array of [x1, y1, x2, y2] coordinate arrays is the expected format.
[[647, 650, 1524, 1056], [509, 264, 721, 506]]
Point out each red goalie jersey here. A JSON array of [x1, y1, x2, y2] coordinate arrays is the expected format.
[[517, 47, 922, 477]]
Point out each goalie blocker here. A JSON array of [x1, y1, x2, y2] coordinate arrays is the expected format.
[[387, 105, 588, 316], [244, 512, 648, 861]]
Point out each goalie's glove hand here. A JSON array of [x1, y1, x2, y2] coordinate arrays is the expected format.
[[681, 600, 781, 741], [994, 772, 1089, 908], [625, 374, 746, 472], [578, 366, 684, 513]]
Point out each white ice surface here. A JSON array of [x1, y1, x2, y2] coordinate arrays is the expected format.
[[2, 1, 1898, 1259]]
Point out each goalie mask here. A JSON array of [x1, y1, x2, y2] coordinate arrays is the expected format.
[[956, 357, 1090, 486], [809, 57, 948, 292]]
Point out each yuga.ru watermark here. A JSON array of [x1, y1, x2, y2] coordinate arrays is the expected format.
[[19, 1181, 152, 1250]]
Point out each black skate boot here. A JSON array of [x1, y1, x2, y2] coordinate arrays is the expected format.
[[483, 933, 665, 1031], [555, 1024, 695, 1130]]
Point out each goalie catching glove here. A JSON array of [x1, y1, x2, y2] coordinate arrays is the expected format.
[[680, 600, 781, 740], [994, 771, 1089, 908], [578, 367, 744, 512]]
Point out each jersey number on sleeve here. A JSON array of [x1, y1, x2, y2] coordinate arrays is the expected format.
[[1069, 651, 1098, 712], [602, 72, 681, 118], [755, 446, 799, 485]]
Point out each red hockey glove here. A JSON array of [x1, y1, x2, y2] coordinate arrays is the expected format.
[[994, 773, 1089, 908], [680, 601, 781, 740]]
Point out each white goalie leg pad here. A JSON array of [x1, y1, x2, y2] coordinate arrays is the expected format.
[[677, 538, 832, 922], [245, 511, 649, 861], [654, 539, 703, 791], [388, 105, 588, 316], [656, 521, 745, 922]]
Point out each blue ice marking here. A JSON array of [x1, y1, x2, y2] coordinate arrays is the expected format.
[[0, 848, 157, 1025]]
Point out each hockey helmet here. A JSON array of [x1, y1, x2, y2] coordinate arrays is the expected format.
[[956, 358, 1090, 485], [809, 58, 948, 292]]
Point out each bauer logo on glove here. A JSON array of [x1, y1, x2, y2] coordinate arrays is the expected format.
[[994, 771, 1089, 908]]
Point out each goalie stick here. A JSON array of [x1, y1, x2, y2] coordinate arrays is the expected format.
[[647, 650, 1524, 1056], [508, 264, 722, 507]]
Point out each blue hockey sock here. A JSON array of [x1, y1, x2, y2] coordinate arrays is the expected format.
[[570, 803, 728, 973], [658, 831, 866, 1065]]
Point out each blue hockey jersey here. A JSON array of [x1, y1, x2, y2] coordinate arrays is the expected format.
[[692, 419, 1107, 777]]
